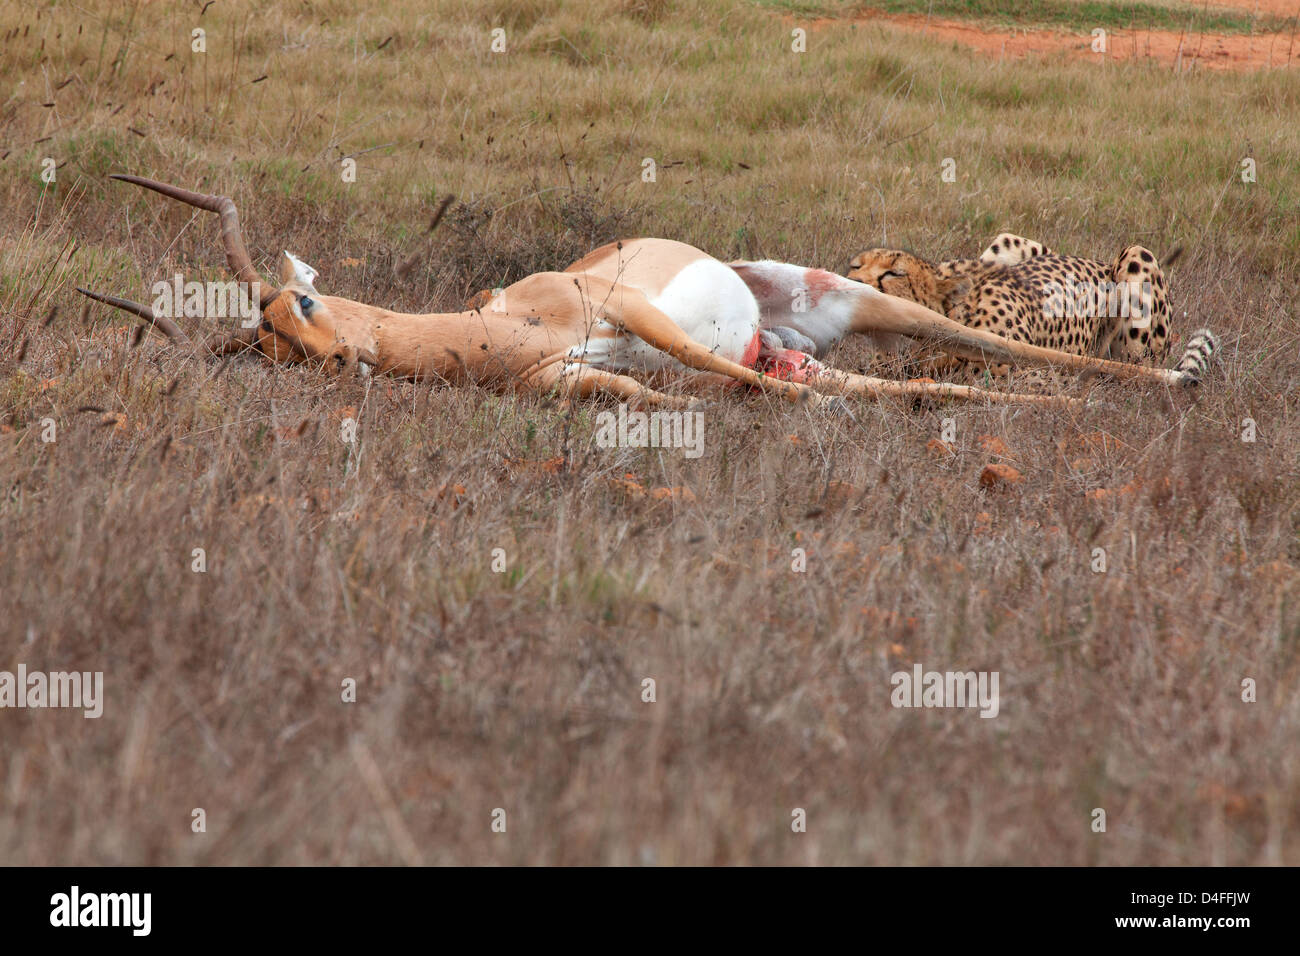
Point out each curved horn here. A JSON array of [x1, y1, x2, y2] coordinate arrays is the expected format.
[[76, 287, 260, 357], [109, 174, 277, 307], [76, 287, 188, 342]]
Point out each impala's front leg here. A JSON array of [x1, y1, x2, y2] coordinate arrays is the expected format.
[[525, 359, 695, 410], [804, 367, 1080, 407]]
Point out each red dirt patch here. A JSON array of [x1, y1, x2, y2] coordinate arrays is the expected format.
[[846, 8, 1300, 71], [1214, 0, 1300, 15]]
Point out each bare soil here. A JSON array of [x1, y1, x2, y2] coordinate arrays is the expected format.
[[848, 6, 1300, 71]]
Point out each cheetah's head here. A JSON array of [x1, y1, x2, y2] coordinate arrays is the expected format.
[[846, 249, 948, 314]]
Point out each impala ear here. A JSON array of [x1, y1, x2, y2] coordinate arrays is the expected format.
[[278, 251, 319, 289]]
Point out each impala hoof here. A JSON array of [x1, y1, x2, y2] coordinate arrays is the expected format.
[[766, 325, 819, 356]]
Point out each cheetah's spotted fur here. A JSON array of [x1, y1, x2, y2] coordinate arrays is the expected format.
[[847, 233, 1189, 386]]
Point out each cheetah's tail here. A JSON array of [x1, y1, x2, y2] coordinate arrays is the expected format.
[[1173, 328, 1218, 386]]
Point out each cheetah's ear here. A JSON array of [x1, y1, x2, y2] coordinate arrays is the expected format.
[[934, 273, 976, 313], [935, 274, 972, 297]]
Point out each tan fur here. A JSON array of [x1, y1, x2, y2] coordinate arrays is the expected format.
[[262, 254, 828, 404]]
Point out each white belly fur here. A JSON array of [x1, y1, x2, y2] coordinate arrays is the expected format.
[[727, 261, 858, 356], [567, 258, 760, 373], [728, 260, 915, 358]]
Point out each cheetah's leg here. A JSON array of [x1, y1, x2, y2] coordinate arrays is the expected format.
[[933, 257, 984, 281]]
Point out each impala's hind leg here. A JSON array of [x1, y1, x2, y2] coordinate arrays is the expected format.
[[847, 291, 1187, 386], [846, 374, 1076, 406], [735, 261, 1187, 387]]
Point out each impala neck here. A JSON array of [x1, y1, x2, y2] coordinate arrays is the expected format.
[[352, 304, 572, 384]]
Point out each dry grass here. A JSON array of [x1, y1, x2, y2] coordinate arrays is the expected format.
[[1, 0, 1299, 864]]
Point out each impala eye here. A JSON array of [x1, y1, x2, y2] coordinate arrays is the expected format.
[[298, 294, 314, 313]]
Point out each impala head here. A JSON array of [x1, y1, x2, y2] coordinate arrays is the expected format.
[[254, 252, 379, 371], [77, 176, 379, 371]]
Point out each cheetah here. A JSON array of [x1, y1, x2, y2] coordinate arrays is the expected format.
[[843, 233, 1215, 386]]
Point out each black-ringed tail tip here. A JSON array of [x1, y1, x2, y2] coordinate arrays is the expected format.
[[1174, 329, 1219, 386]]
